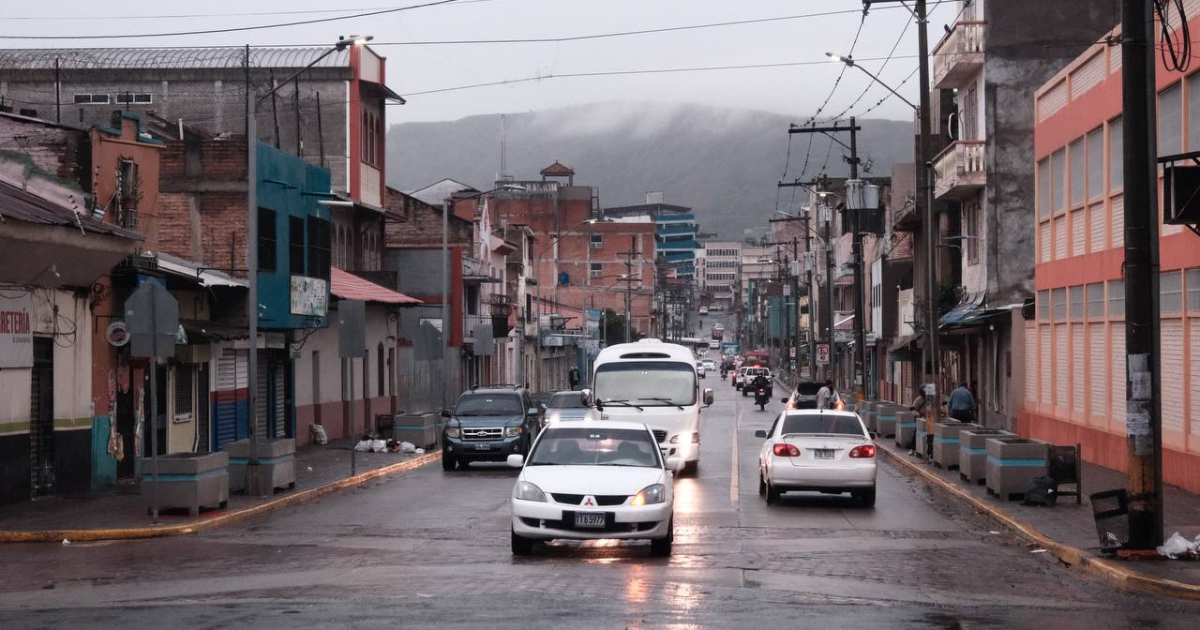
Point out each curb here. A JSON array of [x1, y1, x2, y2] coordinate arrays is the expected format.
[[879, 445, 1200, 601], [0, 451, 441, 544]]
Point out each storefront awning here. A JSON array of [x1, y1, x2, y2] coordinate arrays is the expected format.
[[331, 268, 422, 305], [157, 253, 247, 288], [940, 299, 1018, 331]]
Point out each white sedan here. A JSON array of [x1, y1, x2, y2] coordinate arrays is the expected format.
[[755, 409, 877, 507], [509, 421, 680, 556]]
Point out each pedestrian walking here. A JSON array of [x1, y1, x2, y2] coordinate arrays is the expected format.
[[948, 382, 976, 422], [910, 390, 928, 418]]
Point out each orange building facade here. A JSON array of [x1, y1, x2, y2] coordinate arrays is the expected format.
[[1026, 12, 1200, 492]]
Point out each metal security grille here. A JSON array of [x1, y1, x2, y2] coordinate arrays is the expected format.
[[30, 338, 54, 498]]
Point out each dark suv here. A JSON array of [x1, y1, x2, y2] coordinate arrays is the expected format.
[[441, 385, 541, 471]]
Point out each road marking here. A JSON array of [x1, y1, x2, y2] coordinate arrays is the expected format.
[[730, 410, 742, 508]]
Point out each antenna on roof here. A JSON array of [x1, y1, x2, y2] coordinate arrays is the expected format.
[[499, 114, 508, 182]]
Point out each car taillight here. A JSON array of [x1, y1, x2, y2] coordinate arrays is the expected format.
[[849, 444, 876, 458], [772, 444, 800, 457]]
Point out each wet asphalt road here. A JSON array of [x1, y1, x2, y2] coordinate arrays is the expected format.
[[3, 377, 1200, 628]]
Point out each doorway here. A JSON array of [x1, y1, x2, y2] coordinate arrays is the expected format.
[[30, 338, 54, 498]]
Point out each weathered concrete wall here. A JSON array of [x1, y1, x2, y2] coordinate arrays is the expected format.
[[983, 0, 1118, 304]]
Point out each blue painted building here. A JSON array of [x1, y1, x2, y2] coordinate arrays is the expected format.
[[603, 201, 697, 280]]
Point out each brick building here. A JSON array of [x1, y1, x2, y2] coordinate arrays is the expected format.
[[1026, 8, 1200, 493]]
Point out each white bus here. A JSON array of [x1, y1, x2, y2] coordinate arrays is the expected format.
[[586, 339, 714, 473]]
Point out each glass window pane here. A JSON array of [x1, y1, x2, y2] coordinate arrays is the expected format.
[[1086, 283, 1105, 319], [1109, 280, 1125, 318], [1109, 117, 1124, 191], [1087, 128, 1104, 200], [1052, 288, 1067, 321], [1038, 159, 1051, 219], [1159, 83, 1182, 156], [1161, 270, 1183, 313], [1070, 139, 1085, 207], [1189, 75, 1200, 151], [1052, 149, 1066, 213], [1037, 290, 1050, 320], [1069, 285, 1084, 320], [1188, 268, 1200, 312]]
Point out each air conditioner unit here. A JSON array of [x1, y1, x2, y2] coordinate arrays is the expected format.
[[1164, 164, 1200, 225], [590, 242, 603, 249], [589, 269, 603, 278]]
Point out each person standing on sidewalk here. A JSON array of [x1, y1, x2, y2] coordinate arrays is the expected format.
[[948, 382, 976, 422]]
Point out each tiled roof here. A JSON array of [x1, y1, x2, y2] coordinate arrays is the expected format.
[[0, 47, 351, 70], [540, 160, 575, 176], [331, 268, 421, 305]]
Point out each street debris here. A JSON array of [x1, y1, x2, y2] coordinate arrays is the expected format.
[[1030, 548, 1047, 554], [310, 424, 328, 445], [1157, 533, 1200, 560], [61, 539, 70, 546]]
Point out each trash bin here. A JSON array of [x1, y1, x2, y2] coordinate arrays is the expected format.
[[958, 428, 1013, 484], [985, 437, 1048, 501], [395, 413, 437, 450], [860, 400, 878, 432], [226, 438, 296, 496], [375, 414, 396, 440], [1089, 489, 1130, 553], [142, 451, 229, 515]]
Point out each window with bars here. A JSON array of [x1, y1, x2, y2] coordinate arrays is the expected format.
[[118, 159, 140, 230], [1087, 127, 1104, 200], [115, 93, 152, 104], [1109, 280, 1125, 318], [1109, 117, 1124, 191], [1086, 283, 1105, 319], [1188, 268, 1200, 312], [174, 364, 194, 419], [964, 200, 980, 264], [1069, 285, 1084, 320], [73, 93, 110, 104], [1161, 270, 1183, 314], [1069, 138, 1085, 207]]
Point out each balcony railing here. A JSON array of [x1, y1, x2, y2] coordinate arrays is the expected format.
[[932, 21, 985, 89], [933, 140, 987, 200]]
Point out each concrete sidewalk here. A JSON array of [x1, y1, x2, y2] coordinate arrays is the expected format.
[[0, 441, 439, 542], [877, 435, 1200, 599]]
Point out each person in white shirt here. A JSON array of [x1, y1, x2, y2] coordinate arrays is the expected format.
[[816, 379, 840, 409]]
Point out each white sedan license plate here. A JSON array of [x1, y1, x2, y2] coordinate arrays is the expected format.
[[574, 512, 606, 528], [814, 449, 835, 460]]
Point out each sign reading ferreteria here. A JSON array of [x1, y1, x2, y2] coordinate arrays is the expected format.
[[0, 293, 34, 368]]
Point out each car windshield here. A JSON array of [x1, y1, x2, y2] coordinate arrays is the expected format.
[[528, 427, 660, 467], [594, 361, 697, 406], [780, 413, 864, 436], [547, 393, 587, 409], [454, 393, 523, 416]]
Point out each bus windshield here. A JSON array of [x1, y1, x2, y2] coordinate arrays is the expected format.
[[594, 361, 697, 407]]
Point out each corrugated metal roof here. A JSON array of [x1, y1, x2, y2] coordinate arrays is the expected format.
[[0, 178, 140, 240], [406, 178, 478, 207], [0, 47, 351, 71]]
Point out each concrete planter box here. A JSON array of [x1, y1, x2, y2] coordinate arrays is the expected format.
[[860, 401, 878, 432], [875, 405, 900, 438], [958, 429, 1014, 483], [985, 438, 1048, 501], [894, 410, 917, 449], [226, 438, 296, 496], [395, 413, 438, 450], [142, 451, 229, 516], [931, 421, 966, 469]]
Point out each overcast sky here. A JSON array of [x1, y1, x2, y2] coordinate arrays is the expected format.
[[3, 0, 929, 123]]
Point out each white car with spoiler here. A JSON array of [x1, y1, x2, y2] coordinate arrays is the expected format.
[[755, 409, 877, 507]]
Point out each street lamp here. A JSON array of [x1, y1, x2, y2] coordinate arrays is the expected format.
[[440, 184, 525, 404], [828, 48, 942, 437], [243, 35, 373, 464]]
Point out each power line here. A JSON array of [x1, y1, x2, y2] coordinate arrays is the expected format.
[[1, 1, 495, 21], [0, 0, 466, 40]]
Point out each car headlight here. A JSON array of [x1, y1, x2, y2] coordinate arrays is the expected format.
[[669, 432, 700, 444], [631, 484, 666, 506], [506, 425, 524, 438], [513, 480, 546, 502], [445, 426, 461, 438]]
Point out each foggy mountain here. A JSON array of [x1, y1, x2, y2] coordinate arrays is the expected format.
[[386, 102, 914, 240]]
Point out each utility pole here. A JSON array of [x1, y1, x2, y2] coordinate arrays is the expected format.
[[865, 0, 939, 442], [1121, 0, 1163, 550], [788, 124, 862, 390], [619, 237, 637, 342]]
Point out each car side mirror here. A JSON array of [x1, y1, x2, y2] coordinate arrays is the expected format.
[[754, 430, 767, 439], [527, 407, 539, 416], [868, 431, 878, 440], [703, 388, 714, 406], [580, 388, 593, 406], [507, 454, 524, 468], [440, 408, 451, 419], [780, 397, 789, 404], [665, 456, 685, 471]]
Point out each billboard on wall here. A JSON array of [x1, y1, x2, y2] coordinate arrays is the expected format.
[[0, 293, 34, 368], [290, 276, 329, 317]]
